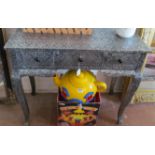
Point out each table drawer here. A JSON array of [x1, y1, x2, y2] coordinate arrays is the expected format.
[[13, 50, 142, 70], [14, 50, 55, 69], [54, 51, 102, 69], [54, 51, 142, 70]]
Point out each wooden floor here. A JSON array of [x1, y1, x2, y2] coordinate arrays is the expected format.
[[0, 93, 155, 126]]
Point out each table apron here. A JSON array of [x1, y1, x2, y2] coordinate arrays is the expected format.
[[10, 49, 145, 71]]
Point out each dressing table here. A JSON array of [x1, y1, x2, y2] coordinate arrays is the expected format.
[[5, 28, 151, 125]]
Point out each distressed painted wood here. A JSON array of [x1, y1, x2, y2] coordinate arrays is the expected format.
[[140, 28, 155, 46], [131, 90, 155, 103], [130, 28, 155, 104]]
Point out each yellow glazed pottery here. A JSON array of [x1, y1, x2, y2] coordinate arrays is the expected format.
[[53, 69, 107, 104]]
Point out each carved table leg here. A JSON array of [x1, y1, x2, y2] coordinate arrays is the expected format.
[[117, 74, 142, 124], [11, 76, 30, 125], [29, 76, 36, 96]]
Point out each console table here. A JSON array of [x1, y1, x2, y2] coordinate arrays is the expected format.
[[4, 28, 151, 125]]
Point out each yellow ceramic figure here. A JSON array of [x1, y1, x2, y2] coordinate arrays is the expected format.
[[53, 69, 107, 104]]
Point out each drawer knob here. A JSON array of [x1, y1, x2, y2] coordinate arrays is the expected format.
[[78, 56, 83, 62], [34, 57, 40, 62], [118, 59, 123, 64]]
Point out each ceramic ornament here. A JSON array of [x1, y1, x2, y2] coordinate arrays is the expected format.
[[116, 28, 136, 38]]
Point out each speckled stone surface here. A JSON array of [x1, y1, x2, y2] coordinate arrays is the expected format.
[[5, 29, 151, 53]]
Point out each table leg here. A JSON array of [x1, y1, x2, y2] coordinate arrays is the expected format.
[[29, 76, 36, 96], [11, 76, 30, 125], [117, 74, 141, 124], [109, 77, 117, 95]]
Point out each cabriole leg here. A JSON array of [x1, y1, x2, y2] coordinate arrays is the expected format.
[[117, 74, 141, 124], [11, 75, 30, 125]]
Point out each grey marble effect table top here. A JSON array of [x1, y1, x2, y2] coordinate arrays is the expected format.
[[5, 29, 151, 53]]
